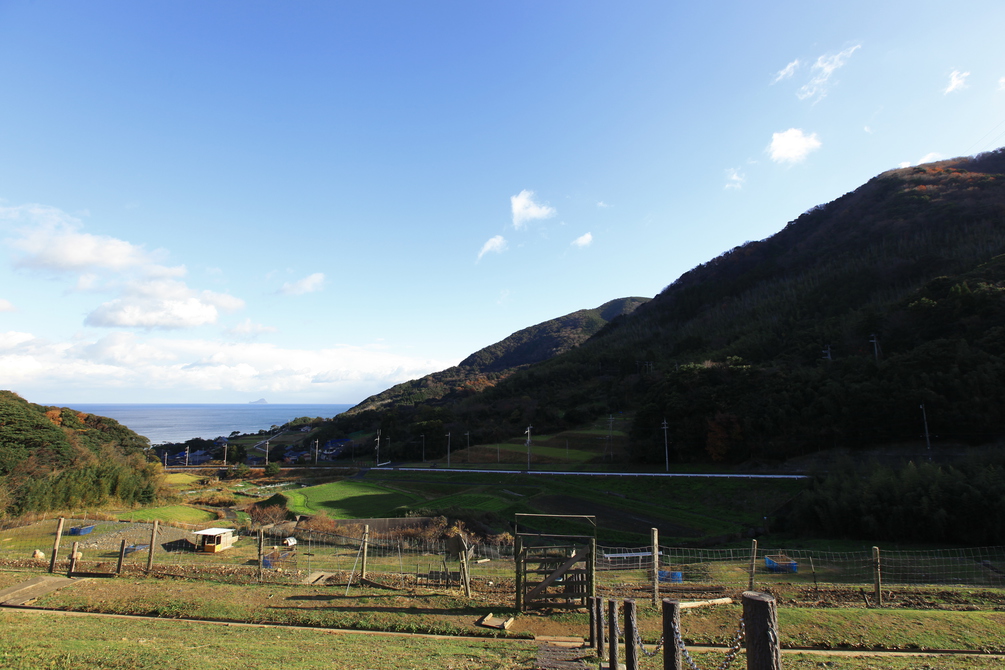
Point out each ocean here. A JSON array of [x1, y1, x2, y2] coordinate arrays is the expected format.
[[62, 403, 354, 445]]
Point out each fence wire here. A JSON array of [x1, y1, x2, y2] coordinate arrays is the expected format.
[[2, 517, 1003, 590]]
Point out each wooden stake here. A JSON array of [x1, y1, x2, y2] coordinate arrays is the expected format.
[[116, 539, 127, 574], [662, 598, 682, 670], [872, 546, 882, 607], [608, 599, 619, 670], [145, 520, 158, 572], [742, 591, 781, 670], [625, 599, 638, 670], [361, 525, 370, 580], [596, 597, 606, 659], [748, 538, 758, 591], [257, 530, 264, 583], [49, 517, 65, 574], [68, 541, 79, 576], [514, 535, 524, 611], [651, 528, 659, 608]]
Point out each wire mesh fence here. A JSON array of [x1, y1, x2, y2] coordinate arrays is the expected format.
[[2, 516, 1004, 591]]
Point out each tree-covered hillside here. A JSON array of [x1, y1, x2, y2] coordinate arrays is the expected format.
[[0, 390, 160, 516], [329, 149, 1005, 464], [344, 297, 647, 415]]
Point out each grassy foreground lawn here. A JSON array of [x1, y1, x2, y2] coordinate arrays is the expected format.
[[0, 610, 535, 670], [1, 609, 1002, 670]]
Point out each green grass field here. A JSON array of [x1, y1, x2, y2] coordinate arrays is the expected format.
[[118, 505, 217, 524], [282, 481, 420, 518]]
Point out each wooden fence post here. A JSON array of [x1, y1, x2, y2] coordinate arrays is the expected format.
[[742, 591, 781, 670], [257, 529, 264, 583], [145, 520, 158, 572], [748, 539, 758, 591], [651, 528, 659, 607], [596, 597, 606, 659], [625, 599, 638, 670], [116, 539, 127, 575], [608, 599, 619, 670], [68, 541, 79, 576], [589, 537, 597, 599], [872, 546, 882, 606], [588, 596, 597, 649], [515, 535, 524, 611], [361, 525, 370, 580], [662, 598, 682, 670], [48, 517, 65, 574]]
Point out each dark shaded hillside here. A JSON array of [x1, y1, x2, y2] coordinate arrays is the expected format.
[[0, 391, 160, 516], [332, 149, 1005, 464], [344, 297, 647, 415]]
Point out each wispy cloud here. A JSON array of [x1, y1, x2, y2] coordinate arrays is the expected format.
[[796, 45, 861, 102], [511, 190, 556, 230], [725, 168, 745, 190], [477, 235, 508, 261], [596, 201, 611, 208], [769, 129, 821, 164], [3, 203, 244, 330], [0, 299, 14, 312], [571, 232, 592, 248], [226, 318, 278, 339], [999, 76, 1005, 91], [944, 69, 970, 94], [898, 152, 943, 168], [772, 59, 800, 84], [279, 272, 325, 295]]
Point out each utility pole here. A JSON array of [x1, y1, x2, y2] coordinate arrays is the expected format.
[[314, 439, 318, 465], [223, 442, 228, 467], [446, 432, 451, 468], [608, 414, 614, 461], [265, 440, 270, 464], [185, 445, 189, 467], [870, 333, 880, 363], [420, 434, 425, 463], [525, 426, 533, 470], [465, 431, 470, 463], [661, 418, 670, 472], [375, 429, 381, 467]]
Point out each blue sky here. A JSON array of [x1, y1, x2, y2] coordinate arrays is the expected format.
[[1, 1, 1004, 404]]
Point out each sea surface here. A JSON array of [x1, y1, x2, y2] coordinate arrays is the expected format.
[[61, 403, 354, 444]]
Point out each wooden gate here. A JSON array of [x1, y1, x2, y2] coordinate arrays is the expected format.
[[514, 514, 596, 611]]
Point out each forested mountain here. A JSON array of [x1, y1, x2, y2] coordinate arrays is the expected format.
[[344, 297, 648, 415], [0, 391, 160, 517], [330, 149, 1005, 464]]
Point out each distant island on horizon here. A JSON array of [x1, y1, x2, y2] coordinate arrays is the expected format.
[[248, 398, 268, 404]]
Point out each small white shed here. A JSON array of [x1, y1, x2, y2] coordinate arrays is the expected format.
[[193, 528, 238, 553]]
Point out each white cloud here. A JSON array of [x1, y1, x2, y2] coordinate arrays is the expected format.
[[999, 77, 1005, 91], [899, 152, 943, 168], [226, 318, 278, 338], [768, 129, 822, 164], [0, 299, 14, 312], [510, 190, 556, 230], [596, 201, 611, 208], [772, 59, 800, 84], [571, 232, 593, 248], [2, 204, 173, 275], [796, 45, 861, 102], [944, 69, 970, 94], [477, 235, 508, 261], [279, 272, 325, 295], [0, 331, 451, 403], [725, 168, 745, 190], [85, 279, 243, 329]]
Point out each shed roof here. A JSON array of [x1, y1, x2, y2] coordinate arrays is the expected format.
[[193, 528, 235, 536]]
